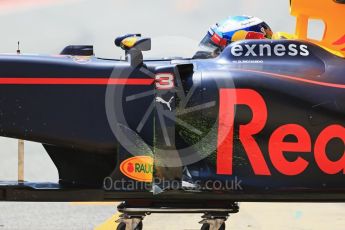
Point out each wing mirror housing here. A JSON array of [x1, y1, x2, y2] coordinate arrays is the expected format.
[[115, 34, 151, 66]]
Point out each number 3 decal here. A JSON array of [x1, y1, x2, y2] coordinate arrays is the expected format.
[[155, 73, 174, 90]]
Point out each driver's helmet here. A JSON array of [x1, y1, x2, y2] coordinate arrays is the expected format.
[[194, 15, 273, 59]]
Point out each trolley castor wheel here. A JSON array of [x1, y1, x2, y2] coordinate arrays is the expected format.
[[200, 213, 228, 230], [200, 222, 225, 230], [116, 221, 143, 230]]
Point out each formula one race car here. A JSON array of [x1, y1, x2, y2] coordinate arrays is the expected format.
[[0, 0, 344, 229]]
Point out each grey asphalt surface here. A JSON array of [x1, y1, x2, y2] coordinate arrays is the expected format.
[[1, 202, 345, 230], [0, 0, 343, 229], [0, 202, 117, 230]]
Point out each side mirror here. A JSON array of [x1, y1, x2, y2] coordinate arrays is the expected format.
[[115, 34, 151, 51], [115, 34, 151, 66]]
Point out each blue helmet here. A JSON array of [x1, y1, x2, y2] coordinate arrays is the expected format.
[[195, 16, 273, 58]]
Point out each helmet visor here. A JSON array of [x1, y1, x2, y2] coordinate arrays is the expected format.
[[198, 33, 222, 57]]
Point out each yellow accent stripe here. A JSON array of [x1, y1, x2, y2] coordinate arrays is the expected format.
[[122, 37, 138, 48], [94, 212, 121, 230]]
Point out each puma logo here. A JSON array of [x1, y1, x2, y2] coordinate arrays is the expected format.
[[156, 96, 174, 111]]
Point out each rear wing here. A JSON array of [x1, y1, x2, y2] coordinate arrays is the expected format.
[[290, 0, 345, 57]]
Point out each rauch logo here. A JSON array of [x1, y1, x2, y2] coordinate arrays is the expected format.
[[120, 156, 153, 182]]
